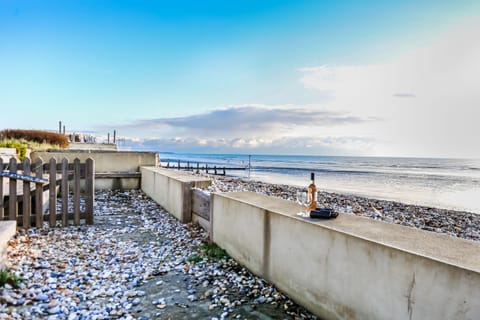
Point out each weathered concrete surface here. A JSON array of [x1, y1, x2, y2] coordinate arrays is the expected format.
[[68, 143, 117, 151], [212, 191, 480, 320], [141, 167, 211, 223], [0, 148, 17, 162], [0, 221, 16, 268], [32, 151, 159, 190]]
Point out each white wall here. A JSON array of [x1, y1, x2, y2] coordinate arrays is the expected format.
[[140, 167, 211, 223], [212, 191, 480, 320], [32, 151, 158, 190]]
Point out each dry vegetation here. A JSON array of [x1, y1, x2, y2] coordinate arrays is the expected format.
[[0, 129, 69, 160], [1, 129, 69, 148]]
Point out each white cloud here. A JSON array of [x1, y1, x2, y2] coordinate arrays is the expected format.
[[120, 135, 374, 155], [298, 18, 480, 158], [115, 18, 480, 157], [117, 104, 372, 139]]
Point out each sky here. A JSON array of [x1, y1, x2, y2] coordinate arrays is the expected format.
[[1, 0, 479, 158]]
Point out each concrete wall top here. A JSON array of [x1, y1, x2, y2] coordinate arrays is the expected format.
[[0, 148, 17, 162], [32, 151, 159, 173], [141, 167, 212, 184], [217, 191, 480, 273], [68, 143, 117, 151]]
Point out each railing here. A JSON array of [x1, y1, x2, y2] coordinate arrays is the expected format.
[[0, 157, 95, 228]]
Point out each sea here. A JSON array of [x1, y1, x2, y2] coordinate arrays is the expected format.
[[159, 153, 480, 214]]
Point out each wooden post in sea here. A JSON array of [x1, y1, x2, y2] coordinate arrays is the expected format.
[[214, 166, 217, 175], [205, 164, 208, 174], [178, 160, 180, 170], [196, 163, 199, 174]]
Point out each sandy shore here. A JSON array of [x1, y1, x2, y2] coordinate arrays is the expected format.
[[200, 175, 480, 242]]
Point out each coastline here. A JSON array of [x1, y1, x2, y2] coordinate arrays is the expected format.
[[199, 174, 480, 242]]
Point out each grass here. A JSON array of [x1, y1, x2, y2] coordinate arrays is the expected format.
[[0, 269, 22, 288], [186, 242, 228, 263]]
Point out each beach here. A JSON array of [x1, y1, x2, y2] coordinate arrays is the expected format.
[[202, 175, 480, 242], [0, 190, 317, 320], [1, 170, 478, 319]]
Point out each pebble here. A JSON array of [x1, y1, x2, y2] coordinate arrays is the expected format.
[[1, 189, 317, 320], [201, 175, 480, 242]]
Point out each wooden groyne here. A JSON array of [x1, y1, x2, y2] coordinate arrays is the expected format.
[[162, 160, 247, 176]]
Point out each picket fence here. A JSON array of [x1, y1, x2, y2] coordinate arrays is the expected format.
[[0, 157, 94, 228]]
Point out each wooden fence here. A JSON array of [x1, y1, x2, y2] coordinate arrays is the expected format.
[[0, 157, 94, 228]]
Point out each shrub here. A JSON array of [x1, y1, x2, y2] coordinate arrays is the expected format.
[[0, 141, 28, 161], [1, 129, 69, 148]]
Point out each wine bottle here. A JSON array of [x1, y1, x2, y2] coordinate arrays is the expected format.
[[307, 172, 317, 213]]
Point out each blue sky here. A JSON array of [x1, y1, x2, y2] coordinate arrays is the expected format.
[[1, 0, 479, 157]]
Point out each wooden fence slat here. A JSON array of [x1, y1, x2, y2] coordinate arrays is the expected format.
[[61, 158, 69, 227], [73, 158, 81, 226], [22, 158, 31, 228], [8, 158, 17, 221], [0, 158, 3, 220], [49, 158, 57, 228], [35, 158, 44, 228], [85, 158, 94, 225]]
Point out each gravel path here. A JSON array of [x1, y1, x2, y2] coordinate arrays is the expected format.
[[0, 190, 317, 320]]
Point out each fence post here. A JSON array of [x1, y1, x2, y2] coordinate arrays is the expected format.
[[35, 158, 44, 228], [0, 158, 3, 220], [61, 158, 69, 227], [73, 158, 81, 225], [8, 158, 17, 221], [49, 158, 57, 228], [22, 158, 32, 229], [85, 158, 95, 225]]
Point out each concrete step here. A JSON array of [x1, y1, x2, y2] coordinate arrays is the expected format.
[[0, 221, 16, 269]]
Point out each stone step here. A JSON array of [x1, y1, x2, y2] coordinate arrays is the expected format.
[[0, 221, 16, 269]]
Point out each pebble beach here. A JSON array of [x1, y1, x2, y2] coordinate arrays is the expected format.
[[1, 174, 479, 320], [1, 189, 317, 320], [204, 175, 480, 242]]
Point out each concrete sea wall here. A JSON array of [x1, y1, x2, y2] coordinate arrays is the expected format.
[[139, 167, 480, 319], [140, 167, 211, 223], [32, 151, 158, 190], [211, 191, 480, 320]]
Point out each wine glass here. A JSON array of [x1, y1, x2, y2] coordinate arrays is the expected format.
[[296, 191, 308, 216]]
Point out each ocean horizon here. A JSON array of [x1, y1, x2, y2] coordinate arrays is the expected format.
[[155, 152, 480, 214]]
